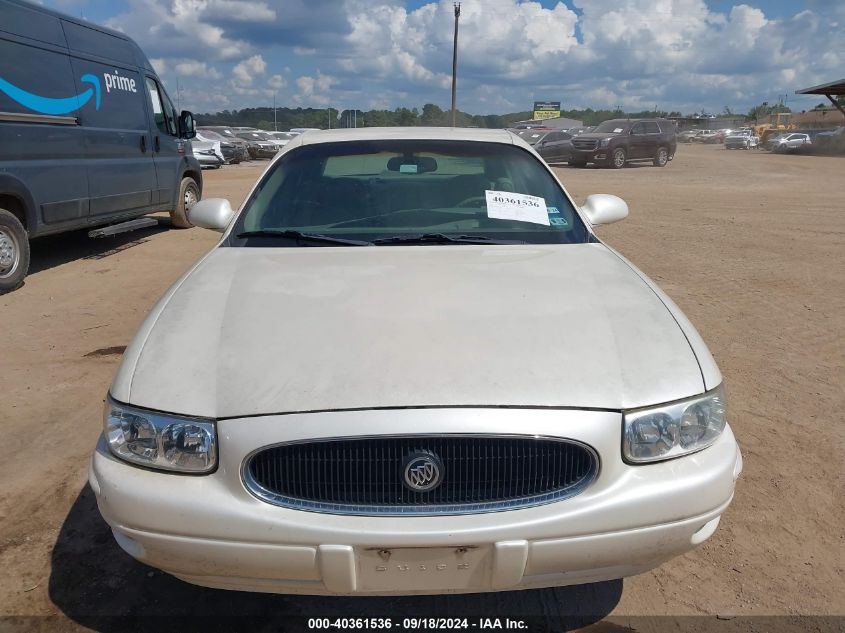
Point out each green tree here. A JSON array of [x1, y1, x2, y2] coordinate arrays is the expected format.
[[420, 103, 445, 126]]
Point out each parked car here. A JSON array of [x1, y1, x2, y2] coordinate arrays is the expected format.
[[512, 128, 554, 145], [0, 0, 201, 294], [770, 133, 812, 153], [195, 129, 243, 163], [566, 126, 594, 136], [91, 126, 741, 596], [812, 126, 845, 154], [235, 131, 280, 158], [267, 131, 297, 146], [724, 130, 760, 150], [569, 119, 676, 168], [534, 130, 574, 164], [199, 126, 252, 161], [192, 140, 223, 169], [694, 130, 718, 143], [677, 130, 698, 143]]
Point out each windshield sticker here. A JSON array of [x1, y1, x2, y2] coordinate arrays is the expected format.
[[485, 190, 549, 226], [547, 206, 560, 214], [399, 164, 418, 174], [550, 217, 569, 227], [613, 128, 624, 133]]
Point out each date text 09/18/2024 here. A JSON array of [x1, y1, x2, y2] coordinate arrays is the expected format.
[[307, 618, 527, 629]]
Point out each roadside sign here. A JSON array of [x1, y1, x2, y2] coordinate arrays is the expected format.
[[533, 101, 561, 120]]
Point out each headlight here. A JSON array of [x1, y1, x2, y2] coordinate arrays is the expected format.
[[104, 396, 217, 473], [599, 138, 612, 148], [623, 385, 727, 463]]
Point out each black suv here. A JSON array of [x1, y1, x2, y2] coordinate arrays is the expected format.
[[569, 119, 676, 168]]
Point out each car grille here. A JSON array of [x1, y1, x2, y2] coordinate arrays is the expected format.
[[243, 435, 598, 515], [572, 139, 598, 151]]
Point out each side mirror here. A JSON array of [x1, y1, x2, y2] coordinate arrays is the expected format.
[[188, 198, 234, 232], [581, 194, 628, 226], [179, 110, 196, 139]]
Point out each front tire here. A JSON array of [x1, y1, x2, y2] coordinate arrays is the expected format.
[[611, 148, 626, 169], [170, 177, 200, 229], [0, 208, 29, 295], [653, 146, 669, 167]]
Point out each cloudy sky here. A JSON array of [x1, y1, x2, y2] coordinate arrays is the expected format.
[[41, 0, 844, 116]]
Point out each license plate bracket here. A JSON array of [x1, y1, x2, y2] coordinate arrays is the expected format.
[[358, 546, 490, 592]]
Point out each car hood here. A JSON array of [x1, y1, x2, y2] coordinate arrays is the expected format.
[[114, 244, 706, 418], [572, 132, 621, 141]]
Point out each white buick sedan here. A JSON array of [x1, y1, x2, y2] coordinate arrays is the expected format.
[[91, 127, 742, 595]]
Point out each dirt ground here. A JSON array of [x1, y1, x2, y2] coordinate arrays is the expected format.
[[0, 144, 842, 631]]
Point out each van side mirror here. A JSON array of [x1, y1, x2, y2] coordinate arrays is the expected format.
[[188, 198, 234, 232], [581, 194, 628, 226], [179, 110, 196, 139]]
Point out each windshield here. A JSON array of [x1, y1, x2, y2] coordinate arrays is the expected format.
[[593, 120, 629, 134], [229, 140, 587, 246]]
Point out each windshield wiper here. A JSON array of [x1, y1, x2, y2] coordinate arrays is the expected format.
[[235, 229, 372, 246], [372, 233, 524, 245]]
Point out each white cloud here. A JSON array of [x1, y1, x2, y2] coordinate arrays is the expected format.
[[293, 72, 336, 106], [174, 59, 223, 80], [268, 74, 287, 90], [232, 54, 267, 85], [75, 0, 844, 115], [149, 57, 167, 75]]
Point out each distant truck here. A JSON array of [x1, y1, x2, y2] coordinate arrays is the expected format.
[[724, 129, 760, 150], [0, 0, 202, 294]]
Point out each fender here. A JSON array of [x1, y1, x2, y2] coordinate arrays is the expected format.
[[0, 173, 38, 235]]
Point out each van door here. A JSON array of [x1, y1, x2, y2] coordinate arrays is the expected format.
[[143, 77, 183, 209], [0, 33, 89, 232], [60, 16, 160, 222]]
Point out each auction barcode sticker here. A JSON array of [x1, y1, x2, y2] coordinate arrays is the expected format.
[[484, 190, 550, 226]]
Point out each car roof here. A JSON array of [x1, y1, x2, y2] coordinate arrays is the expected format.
[[295, 127, 517, 146]]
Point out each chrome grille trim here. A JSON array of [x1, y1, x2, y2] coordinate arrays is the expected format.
[[241, 434, 600, 516], [572, 139, 598, 150]]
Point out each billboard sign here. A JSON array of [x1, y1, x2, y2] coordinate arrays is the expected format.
[[533, 101, 561, 120]]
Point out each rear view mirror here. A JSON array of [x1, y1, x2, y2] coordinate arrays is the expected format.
[[179, 110, 196, 139], [581, 194, 628, 226], [188, 198, 234, 232], [387, 155, 438, 173]]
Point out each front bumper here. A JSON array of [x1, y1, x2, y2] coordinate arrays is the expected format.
[[90, 408, 742, 595]]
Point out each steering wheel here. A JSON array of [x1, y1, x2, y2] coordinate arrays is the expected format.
[[454, 196, 488, 208]]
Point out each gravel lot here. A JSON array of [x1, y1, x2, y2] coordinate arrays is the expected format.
[[1, 144, 842, 631]]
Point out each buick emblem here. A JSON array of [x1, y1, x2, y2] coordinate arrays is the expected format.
[[402, 451, 443, 492]]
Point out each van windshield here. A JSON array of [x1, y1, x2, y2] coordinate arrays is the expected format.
[[230, 140, 587, 246]]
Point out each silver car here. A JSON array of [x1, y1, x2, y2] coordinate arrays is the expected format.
[[91, 127, 742, 596], [771, 133, 812, 153]]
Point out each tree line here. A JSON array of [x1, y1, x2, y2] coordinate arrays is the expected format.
[[195, 103, 685, 131], [195, 100, 832, 131]]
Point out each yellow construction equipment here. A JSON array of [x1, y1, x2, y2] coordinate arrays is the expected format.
[[754, 112, 795, 145]]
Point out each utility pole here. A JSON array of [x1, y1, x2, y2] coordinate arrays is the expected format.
[[450, 2, 461, 127], [273, 93, 277, 131]]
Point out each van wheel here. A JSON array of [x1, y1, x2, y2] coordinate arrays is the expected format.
[[653, 147, 669, 167], [611, 148, 626, 168], [170, 177, 200, 229], [0, 208, 29, 295]]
